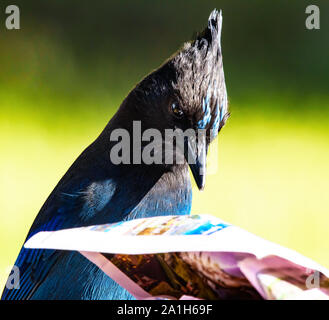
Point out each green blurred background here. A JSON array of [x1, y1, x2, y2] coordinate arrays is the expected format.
[[1, 0, 328, 289]]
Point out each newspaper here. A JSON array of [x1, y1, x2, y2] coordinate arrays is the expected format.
[[24, 214, 329, 300]]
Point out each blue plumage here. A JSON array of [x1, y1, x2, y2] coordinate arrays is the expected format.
[[2, 160, 192, 299]]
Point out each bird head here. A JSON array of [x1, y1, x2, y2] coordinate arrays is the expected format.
[[115, 9, 229, 190]]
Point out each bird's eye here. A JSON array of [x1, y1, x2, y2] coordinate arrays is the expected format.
[[171, 102, 184, 118]]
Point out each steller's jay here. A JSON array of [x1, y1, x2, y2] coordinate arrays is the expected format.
[[2, 9, 229, 300]]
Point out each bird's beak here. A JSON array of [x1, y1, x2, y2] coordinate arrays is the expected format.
[[184, 136, 207, 190]]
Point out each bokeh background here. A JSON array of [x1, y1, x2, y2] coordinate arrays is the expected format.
[[1, 0, 328, 289]]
